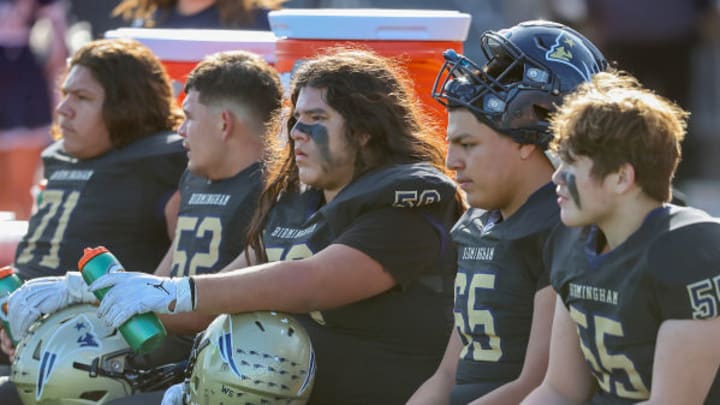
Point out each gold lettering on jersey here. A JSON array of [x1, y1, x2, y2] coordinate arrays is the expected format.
[[569, 283, 618, 305], [270, 224, 317, 239], [461, 246, 494, 261], [49, 170, 94, 181], [188, 193, 231, 206]]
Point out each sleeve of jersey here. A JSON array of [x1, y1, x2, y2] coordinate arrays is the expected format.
[[333, 207, 449, 287], [649, 222, 720, 320]]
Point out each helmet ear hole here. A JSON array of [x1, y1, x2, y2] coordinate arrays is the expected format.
[[533, 105, 551, 122], [255, 320, 265, 331]]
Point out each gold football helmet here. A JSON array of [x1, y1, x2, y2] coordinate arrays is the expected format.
[[186, 311, 316, 404], [11, 304, 134, 404]]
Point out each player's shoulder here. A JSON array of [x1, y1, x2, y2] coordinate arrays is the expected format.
[[339, 162, 457, 209], [111, 131, 185, 160], [502, 182, 560, 237], [645, 205, 720, 284]]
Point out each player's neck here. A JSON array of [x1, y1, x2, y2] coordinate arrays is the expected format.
[[208, 140, 263, 181], [597, 192, 662, 250], [500, 157, 554, 220]]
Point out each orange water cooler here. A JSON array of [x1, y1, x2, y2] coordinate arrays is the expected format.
[[104, 28, 277, 100], [268, 9, 471, 130]]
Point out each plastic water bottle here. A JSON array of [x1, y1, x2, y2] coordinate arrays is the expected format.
[[0, 266, 23, 344], [78, 246, 166, 354]]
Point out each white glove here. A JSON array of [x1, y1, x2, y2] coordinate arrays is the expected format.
[[90, 272, 193, 329], [7, 272, 97, 340], [161, 382, 186, 405]]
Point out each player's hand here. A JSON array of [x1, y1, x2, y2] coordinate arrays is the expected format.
[[161, 382, 186, 405], [7, 272, 97, 340], [0, 327, 16, 362], [90, 272, 193, 329]]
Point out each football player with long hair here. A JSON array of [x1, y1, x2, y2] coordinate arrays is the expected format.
[[0, 38, 187, 404], [408, 20, 607, 405], [522, 72, 720, 405]]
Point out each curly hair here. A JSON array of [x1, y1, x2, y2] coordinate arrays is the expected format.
[[550, 70, 689, 202]]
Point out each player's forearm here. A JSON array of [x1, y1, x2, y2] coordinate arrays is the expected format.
[[469, 377, 543, 405], [193, 260, 321, 315], [159, 312, 216, 335], [406, 371, 454, 405], [520, 384, 583, 405]]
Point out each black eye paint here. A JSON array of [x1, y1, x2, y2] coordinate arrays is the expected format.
[[561, 171, 582, 209], [293, 121, 332, 169]]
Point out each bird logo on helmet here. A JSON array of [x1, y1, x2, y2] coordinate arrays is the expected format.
[[432, 20, 608, 149], [184, 311, 316, 405]]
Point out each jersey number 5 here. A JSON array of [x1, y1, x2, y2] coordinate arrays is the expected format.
[[569, 305, 649, 399], [171, 216, 222, 276], [454, 272, 502, 361]]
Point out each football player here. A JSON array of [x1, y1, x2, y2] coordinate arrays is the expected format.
[[5, 50, 284, 404], [86, 48, 466, 404], [522, 72, 720, 404], [408, 20, 607, 405], [0, 38, 187, 403]]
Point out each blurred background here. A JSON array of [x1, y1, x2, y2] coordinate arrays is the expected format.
[[3, 0, 719, 218]]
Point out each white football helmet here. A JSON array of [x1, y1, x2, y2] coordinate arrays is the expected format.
[[185, 311, 316, 405], [11, 304, 134, 404]]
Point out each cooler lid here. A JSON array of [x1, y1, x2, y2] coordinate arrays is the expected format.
[[104, 28, 278, 62], [269, 9, 471, 41]]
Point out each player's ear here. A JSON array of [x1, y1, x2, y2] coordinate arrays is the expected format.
[[358, 132, 371, 147], [220, 110, 235, 138], [614, 162, 636, 194], [518, 142, 537, 159]]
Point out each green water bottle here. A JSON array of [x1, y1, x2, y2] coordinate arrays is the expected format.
[[0, 266, 23, 344], [78, 246, 166, 354]]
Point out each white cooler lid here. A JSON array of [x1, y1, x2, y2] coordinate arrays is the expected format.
[[104, 28, 277, 62], [269, 8, 471, 41]]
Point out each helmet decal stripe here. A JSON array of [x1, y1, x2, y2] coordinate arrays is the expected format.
[[298, 350, 315, 395], [36, 351, 57, 400], [219, 333, 244, 377]]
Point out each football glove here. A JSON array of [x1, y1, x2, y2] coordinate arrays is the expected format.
[[90, 272, 193, 329], [7, 272, 97, 340]]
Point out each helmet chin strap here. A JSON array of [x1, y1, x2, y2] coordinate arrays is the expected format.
[[72, 350, 188, 392]]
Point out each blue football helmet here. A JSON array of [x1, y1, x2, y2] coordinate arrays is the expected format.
[[432, 20, 607, 148]]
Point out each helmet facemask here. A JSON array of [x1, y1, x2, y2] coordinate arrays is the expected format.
[[432, 21, 608, 149]]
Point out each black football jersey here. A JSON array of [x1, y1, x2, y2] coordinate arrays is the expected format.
[[549, 205, 720, 404], [14, 133, 187, 279], [450, 182, 559, 404], [262, 163, 459, 405], [168, 163, 262, 277]]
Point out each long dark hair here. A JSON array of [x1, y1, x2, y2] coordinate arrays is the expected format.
[[53, 38, 182, 148], [245, 47, 462, 263]]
